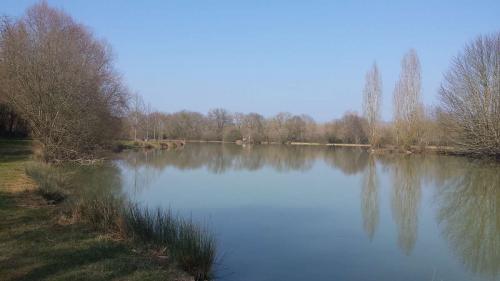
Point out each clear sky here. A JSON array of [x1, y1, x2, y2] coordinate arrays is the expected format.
[[2, 1, 499, 121]]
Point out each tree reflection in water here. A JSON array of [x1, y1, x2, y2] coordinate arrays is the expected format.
[[435, 161, 500, 278], [377, 154, 422, 255], [361, 155, 379, 241], [115, 144, 499, 279], [117, 143, 369, 176], [391, 157, 421, 255]]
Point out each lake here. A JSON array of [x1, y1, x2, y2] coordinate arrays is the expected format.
[[113, 143, 499, 281]]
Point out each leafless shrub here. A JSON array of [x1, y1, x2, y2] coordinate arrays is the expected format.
[[0, 2, 127, 161], [439, 32, 500, 156]]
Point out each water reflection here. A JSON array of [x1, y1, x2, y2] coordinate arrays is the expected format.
[[64, 163, 123, 195], [377, 154, 500, 277], [113, 144, 499, 280], [388, 155, 422, 255], [361, 155, 379, 240], [118, 143, 369, 175], [435, 161, 500, 278]]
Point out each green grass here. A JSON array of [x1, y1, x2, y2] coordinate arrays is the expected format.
[[0, 140, 34, 191], [0, 139, 192, 281], [0, 191, 186, 281]]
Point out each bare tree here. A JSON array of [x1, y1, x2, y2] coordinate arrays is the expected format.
[[302, 115, 319, 142], [233, 113, 245, 131], [162, 111, 205, 140], [363, 62, 383, 146], [208, 108, 232, 141], [0, 3, 127, 161], [150, 111, 164, 141], [285, 115, 307, 142], [129, 93, 145, 141], [326, 112, 368, 144], [241, 113, 264, 143], [144, 103, 152, 141], [393, 49, 423, 148], [264, 112, 291, 143], [439, 32, 500, 156]]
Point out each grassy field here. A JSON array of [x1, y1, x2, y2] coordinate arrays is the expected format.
[[0, 140, 192, 281]]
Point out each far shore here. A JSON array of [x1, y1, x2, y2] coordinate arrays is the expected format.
[[125, 139, 464, 156], [182, 139, 451, 151]]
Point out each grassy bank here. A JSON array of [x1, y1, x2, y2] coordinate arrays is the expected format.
[[24, 162, 216, 281], [0, 140, 214, 281]]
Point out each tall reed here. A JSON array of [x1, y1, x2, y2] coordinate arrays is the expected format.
[[25, 163, 67, 203], [123, 204, 216, 281]]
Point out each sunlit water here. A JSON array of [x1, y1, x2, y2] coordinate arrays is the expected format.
[[112, 143, 499, 281]]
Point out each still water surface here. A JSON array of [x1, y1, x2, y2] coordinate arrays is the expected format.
[[114, 143, 499, 281]]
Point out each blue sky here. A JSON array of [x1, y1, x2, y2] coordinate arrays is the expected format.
[[2, 1, 499, 121]]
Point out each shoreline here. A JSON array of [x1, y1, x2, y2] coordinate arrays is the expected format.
[[120, 139, 499, 161], [144, 139, 457, 154]]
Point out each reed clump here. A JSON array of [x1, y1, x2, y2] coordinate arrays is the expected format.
[[123, 205, 216, 280], [75, 194, 124, 235], [25, 163, 68, 203]]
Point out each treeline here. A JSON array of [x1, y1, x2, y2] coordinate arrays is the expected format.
[[0, 2, 498, 160], [125, 103, 373, 144], [124, 98, 448, 147]]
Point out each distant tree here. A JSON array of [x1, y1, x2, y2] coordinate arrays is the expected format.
[[340, 112, 369, 144], [393, 49, 423, 148], [301, 115, 319, 142], [223, 126, 242, 142], [150, 111, 164, 140], [241, 113, 265, 143], [326, 112, 368, 144], [285, 115, 307, 142], [232, 112, 245, 136], [418, 106, 449, 147], [265, 112, 291, 143], [163, 111, 205, 140], [0, 2, 128, 160], [208, 108, 232, 141], [439, 32, 500, 156], [144, 103, 152, 141], [363, 62, 383, 146], [129, 93, 145, 141]]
